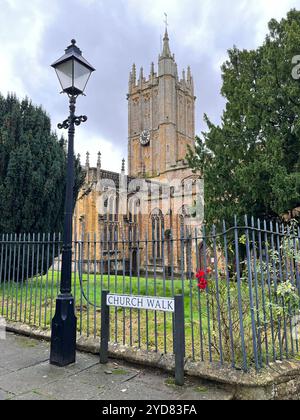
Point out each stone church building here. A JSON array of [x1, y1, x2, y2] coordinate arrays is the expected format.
[[73, 30, 203, 275]]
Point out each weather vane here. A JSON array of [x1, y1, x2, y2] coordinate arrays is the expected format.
[[161, 13, 169, 52], [164, 12, 168, 30]]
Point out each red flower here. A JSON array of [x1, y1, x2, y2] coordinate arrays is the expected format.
[[196, 270, 206, 279], [198, 279, 208, 290], [196, 268, 211, 291]]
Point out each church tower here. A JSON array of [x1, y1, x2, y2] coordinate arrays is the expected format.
[[128, 30, 196, 179]]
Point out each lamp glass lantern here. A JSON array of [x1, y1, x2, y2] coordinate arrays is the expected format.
[[51, 39, 95, 96]]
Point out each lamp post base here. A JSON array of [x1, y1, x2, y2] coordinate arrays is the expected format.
[[50, 295, 77, 367]]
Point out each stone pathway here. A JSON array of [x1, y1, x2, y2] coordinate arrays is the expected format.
[[0, 333, 233, 400]]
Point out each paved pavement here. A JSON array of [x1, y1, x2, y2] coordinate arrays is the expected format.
[[0, 333, 233, 400]]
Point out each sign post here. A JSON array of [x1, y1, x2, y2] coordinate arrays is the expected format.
[[100, 291, 185, 386], [100, 290, 110, 364], [174, 295, 185, 386]]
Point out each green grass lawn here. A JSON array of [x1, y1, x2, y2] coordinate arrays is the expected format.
[[0, 271, 206, 320], [1, 270, 296, 368], [0, 271, 210, 357]]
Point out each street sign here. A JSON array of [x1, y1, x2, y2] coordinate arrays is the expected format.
[[106, 294, 175, 313], [100, 291, 185, 386]]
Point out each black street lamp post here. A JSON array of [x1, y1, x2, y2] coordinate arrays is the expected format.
[[50, 40, 95, 367]]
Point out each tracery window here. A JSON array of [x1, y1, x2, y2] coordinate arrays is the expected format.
[[151, 209, 164, 260]]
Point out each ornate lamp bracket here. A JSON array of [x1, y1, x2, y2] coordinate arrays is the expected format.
[[58, 115, 88, 130]]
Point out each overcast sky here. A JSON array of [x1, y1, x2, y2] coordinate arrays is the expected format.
[[0, 0, 299, 172]]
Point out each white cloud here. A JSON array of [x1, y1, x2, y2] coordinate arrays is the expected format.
[[0, 0, 125, 173], [254, 0, 300, 44], [0, 0, 299, 173], [0, 0, 58, 96], [128, 0, 299, 54], [125, 0, 300, 83], [74, 130, 125, 173]]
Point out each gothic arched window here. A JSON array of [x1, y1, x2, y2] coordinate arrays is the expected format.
[[79, 215, 86, 240], [150, 209, 164, 260], [179, 205, 191, 237]]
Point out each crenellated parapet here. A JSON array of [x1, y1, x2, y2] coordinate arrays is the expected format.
[[81, 152, 130, 187], [129, 63, 194, 97], [177, 67, 194, 97], [128, 63, 158, 94]]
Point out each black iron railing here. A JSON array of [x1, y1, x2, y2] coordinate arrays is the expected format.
[[0, 218, 299, 372]]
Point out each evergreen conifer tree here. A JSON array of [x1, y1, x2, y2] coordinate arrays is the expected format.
[[187, 10, 300, 226], [0, 94, 83, 281]]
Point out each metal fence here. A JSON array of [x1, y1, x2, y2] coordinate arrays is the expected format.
[[0, 217, 299, 372]]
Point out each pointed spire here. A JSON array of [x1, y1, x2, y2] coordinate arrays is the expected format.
[[132, 63, 136, 85], [121, 158, 125, 173], [150, 62, 155, 77], [187, 66, 194, 92], [187, 66, 192, 82], [138, 67, 144, 88], [85, 151, 90, 169], [97, 151, 101, 169], [139, 66, 144, 81], [158, 28, 176, 76], [161, 28, 171, 58], [97, 151, 101, 179]]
